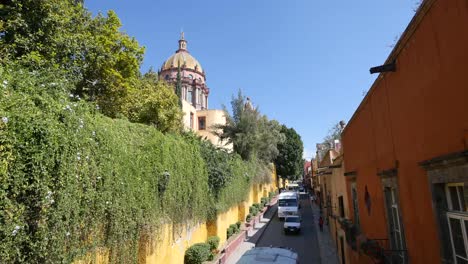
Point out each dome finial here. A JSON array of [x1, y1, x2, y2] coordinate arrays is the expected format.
[[178, 31, 187, 51]]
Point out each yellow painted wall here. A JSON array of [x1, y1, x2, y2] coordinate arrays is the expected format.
[[144, 222, 208, 264], [74, 166, 279, 264], [213, 206, 239, 246]]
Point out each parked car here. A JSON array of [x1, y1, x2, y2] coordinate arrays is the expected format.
[[236, 247, 298, 264], [284, 215, 301, 234]]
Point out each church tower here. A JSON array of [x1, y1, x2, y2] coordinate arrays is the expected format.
[[158, 33, 232, 150]]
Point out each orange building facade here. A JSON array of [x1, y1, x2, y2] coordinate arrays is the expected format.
[[341, 0, 468, 263]]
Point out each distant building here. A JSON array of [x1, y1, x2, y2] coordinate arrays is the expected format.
[[158, 33, 231, 149], [303, 160, 312, 188], [317, 146, 350, 264]]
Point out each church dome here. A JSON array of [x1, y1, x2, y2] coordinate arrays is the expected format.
[[161, 32, 203, 74]]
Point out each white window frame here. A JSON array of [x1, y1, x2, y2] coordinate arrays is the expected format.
[[447, 212, 468, 264], [446, 183, 466, 212], [446, 183, 468, 264], [388, 188, 406, 261]]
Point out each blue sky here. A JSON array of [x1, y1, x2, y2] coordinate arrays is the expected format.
[[85, 0, 418, 159]]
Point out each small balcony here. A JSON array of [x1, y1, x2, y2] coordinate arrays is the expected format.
[[361, 238, 408, 264]]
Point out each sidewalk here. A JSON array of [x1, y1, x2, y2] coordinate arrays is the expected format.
[[310, 202, 339, 264], [224, 201, 277, 264]]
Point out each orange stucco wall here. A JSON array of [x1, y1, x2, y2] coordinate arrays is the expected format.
[[341, 0, 468, 263]]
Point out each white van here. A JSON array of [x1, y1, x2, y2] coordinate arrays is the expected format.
[[277, 192, 299, 220]]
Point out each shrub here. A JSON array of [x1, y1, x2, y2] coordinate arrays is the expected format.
[[229, 224, 236, 234], [254, 203, 262, 210], [207, 236, 220, 251], [184, 243, 211, 264], [261, 197, 267, 207], [269, 191, 275, 199], [227, 226, 234, 239], [246, 214, 252, 222], [236, 221, 242, 230], [249, 206, 258, 216]]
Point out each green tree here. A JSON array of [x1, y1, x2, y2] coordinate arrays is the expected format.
[[214, 90, 283, 162], [0, 0, 145, 117], [256, 117, 285, 163], [123, 71, 183, 133], [317, 120, 346, 161], [323, 120, 346, 146], [274, 125, 304, 181], [214, 90, 260, 160]]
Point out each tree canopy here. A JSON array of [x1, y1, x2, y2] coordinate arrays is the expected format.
[[317, 120, 346, 161], [274, 125, 304, 181], [0, 0, 182, 130], [214, 90, 284, 163], [123, 71, 183, 133]]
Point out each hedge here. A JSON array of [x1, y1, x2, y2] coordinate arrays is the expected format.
[[0, 65, 273, 263]]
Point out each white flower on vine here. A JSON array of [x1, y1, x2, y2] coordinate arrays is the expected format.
[[12, 225, 20, 236], [45, 191, 53, 200], [66, 231, 70, 237], [69, 93, 74, 98], [1, 117, 8, 124]]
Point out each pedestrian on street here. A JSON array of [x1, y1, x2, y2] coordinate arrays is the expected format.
[[318, 216, 324, 232]]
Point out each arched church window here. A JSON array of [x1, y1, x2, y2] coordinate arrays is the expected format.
[[165, 75, 169, 80], [188, 74, 193, 79]]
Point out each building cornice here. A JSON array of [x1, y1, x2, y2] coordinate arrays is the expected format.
[[419, 150, 468, 170], [342, 0, 437, 137], [160, 67, 206, 79]]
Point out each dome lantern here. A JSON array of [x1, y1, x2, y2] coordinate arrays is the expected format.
[[178, 31, 187, 51]]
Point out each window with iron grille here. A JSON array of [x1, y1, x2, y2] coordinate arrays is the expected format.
[[446, 183, 468, 264]]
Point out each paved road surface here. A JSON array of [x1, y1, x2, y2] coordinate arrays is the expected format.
[[256, 194, 321, 263]]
